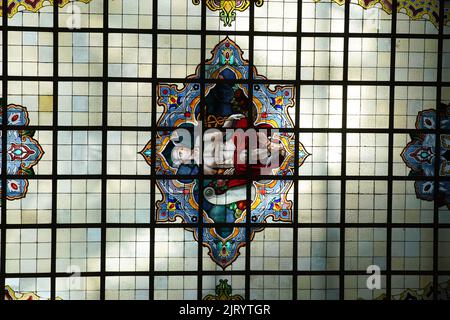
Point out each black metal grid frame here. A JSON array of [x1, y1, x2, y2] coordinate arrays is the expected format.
[[0, 0, 448, 300]]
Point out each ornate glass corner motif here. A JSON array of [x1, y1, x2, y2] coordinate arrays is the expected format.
[[317, 0, 450, 28], [0, 104, 44, 201], [203, 279, 244, 300], [140, 37, 310, 269], [192, 0, 264, 26], [0, 0, 91, 17], [401, 103, 450, 208], [4, 286, 57, 300], [374, 280, 450, 300]]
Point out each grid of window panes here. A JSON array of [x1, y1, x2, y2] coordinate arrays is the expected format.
[[0, 0, 449, 300]]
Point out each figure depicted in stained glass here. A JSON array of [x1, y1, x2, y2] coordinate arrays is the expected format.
[[140, 37, 309, 268], [192, 0, 264, 26], [169, 116, 287, 176], [0, 0, 91, 17], [0, 104, 44, 200], [401, 103, 450, 208], [317, 0, 450, 28]]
